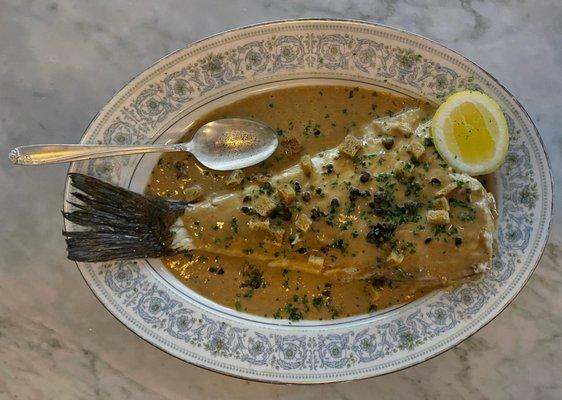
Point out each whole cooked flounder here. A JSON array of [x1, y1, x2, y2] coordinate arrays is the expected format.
[[63, 108, 497, 290]]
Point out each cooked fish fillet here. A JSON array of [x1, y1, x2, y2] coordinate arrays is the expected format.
[[172, 109, 496, 283]]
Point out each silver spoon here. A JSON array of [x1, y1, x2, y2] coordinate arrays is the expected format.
[[9, 118, 279, 171]]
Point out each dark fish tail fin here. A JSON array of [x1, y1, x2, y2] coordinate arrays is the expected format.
[[63, 173, 190, 262]]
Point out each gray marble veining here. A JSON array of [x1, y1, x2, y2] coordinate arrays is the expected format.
[[1, 0, 560, 399]]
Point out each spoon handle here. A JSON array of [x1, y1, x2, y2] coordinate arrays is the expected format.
[[9, 143, 186, 165]]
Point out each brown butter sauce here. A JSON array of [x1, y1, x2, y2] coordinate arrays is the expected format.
[[147, 85, 435, 320]]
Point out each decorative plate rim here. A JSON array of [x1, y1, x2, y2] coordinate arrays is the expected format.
[[62, 18, 553, 384]]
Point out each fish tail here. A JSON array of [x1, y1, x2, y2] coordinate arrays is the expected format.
[[63, 173, 191, 262]]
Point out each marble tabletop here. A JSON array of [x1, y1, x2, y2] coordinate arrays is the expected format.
[[1, 1, 561, 399]]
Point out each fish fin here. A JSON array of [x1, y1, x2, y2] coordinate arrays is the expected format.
[[63, 173, 191, 262]]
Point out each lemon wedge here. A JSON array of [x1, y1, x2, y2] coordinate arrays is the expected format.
[[431, 90, 509, 176]]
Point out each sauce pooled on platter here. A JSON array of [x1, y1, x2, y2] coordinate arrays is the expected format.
[[147, 85, 496, 321]]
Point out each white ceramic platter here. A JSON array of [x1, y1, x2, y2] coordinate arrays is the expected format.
[[63, 19, 552, 383]]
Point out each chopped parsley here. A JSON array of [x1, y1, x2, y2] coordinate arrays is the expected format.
[[208, 266, 224, 275], [449, 198, 476, 222], [230, 217, 239, 234], [241, 265, 265, 290], [369, 190, 422, 225], [258, 182, 275, 195], [284, 303, 304, 321], [303, 121, 320, 137], [282, 268, 290, 288], [423, 137, 434, 147], [431, 224, 459, 238], [327, 304, 341, 319], [453, 177, 468, 188], [403, 177, 423, 197], [366, 223, 396, 246], [274, 294, 310, 321], [312, 296, 325, 309], [330, 239, 348, 253], [339, 220, 353, 231]]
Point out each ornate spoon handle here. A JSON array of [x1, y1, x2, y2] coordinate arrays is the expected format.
[[9, 143, 188, 165]]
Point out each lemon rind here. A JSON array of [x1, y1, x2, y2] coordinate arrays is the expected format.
[[431, 90, 509, 176]]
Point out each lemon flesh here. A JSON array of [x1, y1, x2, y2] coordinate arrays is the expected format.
[[431, 90, 509, 176]]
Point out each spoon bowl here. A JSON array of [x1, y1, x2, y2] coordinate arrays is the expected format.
[[187, 118, 279, 171]]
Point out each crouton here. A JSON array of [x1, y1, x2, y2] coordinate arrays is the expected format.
[[406, 141, 425, 159], [367, 287, 382, 301], [300, 154, 313, 176], [280, 137, 303, 156], [264, 226, 285, 246], [371, 121, 412, 137], [294, 213, 312, 233], [426, 209, 450, 225], [339, 134, 363, 157], [308, 255, 325, 269], [247, 218, 270, 232], [248, 218, 285, 245], [369, 109, 422, 137], [386, 250, 404, 267], [225, 169, 244, 187], [182, 184, 203, 202], [277, 184, 296, 205], [248, 171, 272, 183], [252, 195, 277, 217], [435, 182, 458, 198], [389, 122, 413, 137], [433, 197, 450, 211]]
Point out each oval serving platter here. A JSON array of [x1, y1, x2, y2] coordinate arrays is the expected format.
[[63, 19, 552, 383]]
